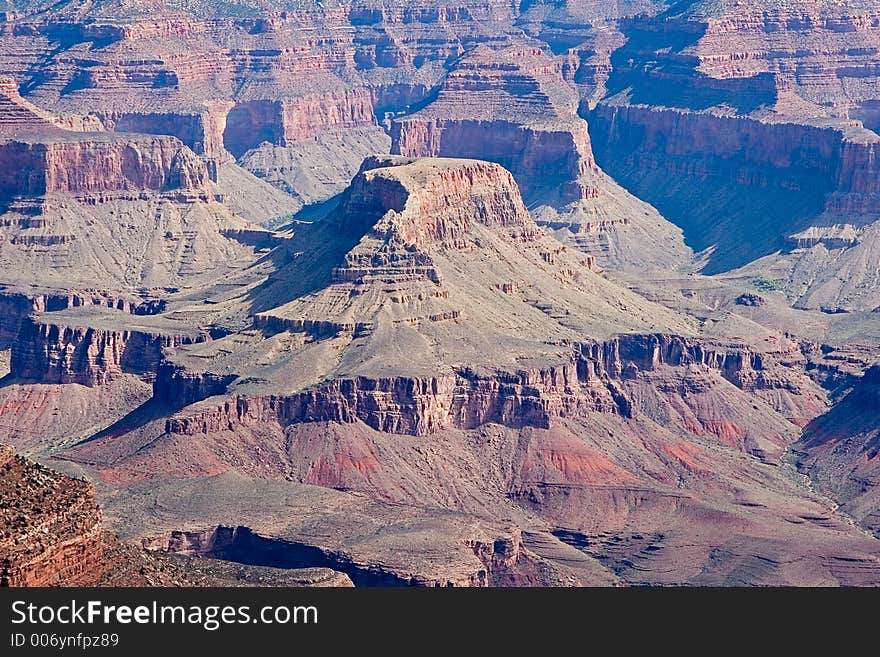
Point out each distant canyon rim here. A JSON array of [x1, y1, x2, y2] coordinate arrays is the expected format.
[[1, 0, 880, 587]]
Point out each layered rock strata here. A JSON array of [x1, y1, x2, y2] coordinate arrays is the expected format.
[[10, 313, 208, 386], [161, 332, 811, 438], [0, 444, 104, 586], [390, 44, 691, 270]]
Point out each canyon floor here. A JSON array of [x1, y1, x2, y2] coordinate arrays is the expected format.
[[1, 0, 880, 587]]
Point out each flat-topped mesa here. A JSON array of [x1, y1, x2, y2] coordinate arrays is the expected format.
[[336, 156, 542, 250], [391, 45, 600, 206], [0, 289, 146, 342]]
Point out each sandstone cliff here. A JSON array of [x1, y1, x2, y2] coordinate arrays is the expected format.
[[392, 45, 599, 206], [587, 1, 880, 306], [10, 312, 208, 387]]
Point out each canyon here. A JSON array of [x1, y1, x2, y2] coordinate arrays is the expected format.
[[0, 0, 879, 588]]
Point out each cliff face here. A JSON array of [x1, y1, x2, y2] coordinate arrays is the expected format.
[[587, 1, 880, 292], [223, 91, 378, 158], [97, 105, 232, 158], [0, 75, 102, 134], [684, 4, 880, 113], [0, 75, 211, 196], [0, 289, 142, 342], [0, 445, 105, 587], [0, 137, 211, 196], [389, 44, 692, 272], [394, 118, 595, 205], [591, 100, 880, 271], [338, 155, 540, 248], [162, 333, 809, 440], [153, 523, 529, 587], [0, 3, 515, 208], [10, 316, 207, 386], [391, 45, 599, 207]]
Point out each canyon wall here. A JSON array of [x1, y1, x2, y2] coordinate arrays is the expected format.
[[590, 101, 880, 272], [0, 445, 105, 587], [586, 2, 880, 279], [0, 289, 141, 341], [393, 118, 596, 205], [336, 155, 541, 248], [97, 106, 232, 157], [390, 45, 600, 206], [152, 523, 526, 587], [161, 333, 796, 438], [10, 316, 207, 386], [0, 137, 211, 197]]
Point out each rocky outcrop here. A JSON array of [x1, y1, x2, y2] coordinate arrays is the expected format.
[[223, 91, 377, 158], [391, 45, 599, 206], [389, 44, 692, 272], [10, 316, 208, 386], [153, 363, 237, 406], [336, 155, 541, 247], [250, 155, 556, 337], [0, 289, 142, 341], [1, 76, 211, 197], [162, 333, 801, 438], [0, 446, 359, 587], [0, 136, 211, 197], [0, 445, 105, 587], [152, 523, 526, 587]]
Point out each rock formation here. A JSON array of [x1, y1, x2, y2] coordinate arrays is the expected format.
[[391, 44, 692, 271], [2, 0, 880, 588], [0, 443, 104, 586], [0, 76, 271, 293], [587, 0, 880, 308], [10, 310, 209, 386], [0, 443, 354, 586], [48, 155, 880, 586]]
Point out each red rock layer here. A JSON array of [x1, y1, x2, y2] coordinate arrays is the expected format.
[[337, 155, 541, 249], [392, 45, 600, 205], [0, 73, 214, 197], [0, 445, 105, 587], [0, 289, 143, 341], [222, 90, 377, 157], [795, 365, 880, 535], [0, 137, 211, 197]]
